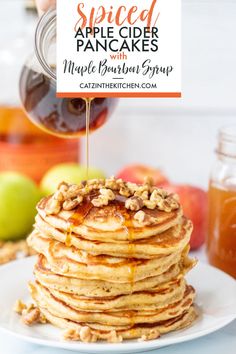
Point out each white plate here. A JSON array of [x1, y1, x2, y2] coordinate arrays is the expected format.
[[0, 257, 235, 354]]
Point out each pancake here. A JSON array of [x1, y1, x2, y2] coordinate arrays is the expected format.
[[36, 277, 187, 312], [30, 281, 195, 326], [38, 305, 197, 341], [34, 254, 195, 297], [28, 231, 187, 283], [37, 199, 183, 242], [21, 178, 198, 342], [34, 214, 192, 258]]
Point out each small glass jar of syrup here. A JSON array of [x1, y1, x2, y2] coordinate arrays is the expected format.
[[207, 126, 236, 278], [19, 8, 116, 138]]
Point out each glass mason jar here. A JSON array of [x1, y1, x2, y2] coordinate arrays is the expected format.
[[0, 1, 80, 183], [207, 126, 236, 278], [19, 8, 116, 138]]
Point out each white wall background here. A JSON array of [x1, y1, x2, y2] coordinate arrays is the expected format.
[[87, 0, 236, 188], [1, 0, 236, 188]]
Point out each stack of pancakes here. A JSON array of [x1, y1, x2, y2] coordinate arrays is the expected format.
[[27, 178, 197, 342]]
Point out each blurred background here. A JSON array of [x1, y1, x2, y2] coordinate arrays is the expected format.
[[91, 0, 236, 187], [0, 0, 236, 187]]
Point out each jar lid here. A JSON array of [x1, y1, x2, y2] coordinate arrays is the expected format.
[[217, 125, 236, 159]]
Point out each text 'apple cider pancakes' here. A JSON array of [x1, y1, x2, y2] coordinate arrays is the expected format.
[[15, 177, 197, 343]]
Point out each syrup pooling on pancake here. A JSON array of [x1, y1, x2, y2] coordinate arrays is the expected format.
[[23, 177, 198, 342]]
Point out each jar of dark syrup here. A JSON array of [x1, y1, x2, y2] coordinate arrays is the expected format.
[[19, 8, 116, 138]]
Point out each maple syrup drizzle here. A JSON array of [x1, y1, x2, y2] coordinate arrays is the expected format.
[[112, 197, 136, 325], [64, 98, 93, 245], [65, 224, 73, 247], [84, 98, 93, 180], [65, 195, 136, 322]]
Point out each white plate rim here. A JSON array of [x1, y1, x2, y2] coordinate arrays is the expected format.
[[0, 257, 235, 353]]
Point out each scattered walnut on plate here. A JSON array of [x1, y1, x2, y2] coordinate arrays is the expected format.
[[0, 240, 35, 265]]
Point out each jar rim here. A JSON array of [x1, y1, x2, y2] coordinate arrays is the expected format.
[[35, 7, 56, 81]]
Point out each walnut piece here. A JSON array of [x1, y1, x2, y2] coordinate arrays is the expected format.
[[138, 329, 160, 341], [100, 188, 115, 200], [119, 186, 132, 197], [0, 240, 35, 265], [21, 306, 41, 325], [105, 176, 122, 190], [80, 326, 97, 343], [107, 330, 123, 343], [58, 181, 69, 193], [15, 301, 46, 326], [87, 179, 105, 190], [66, 184, 82, 199], [45, 198, 61, 215], [143, 200, 156, 209], [54, 190, 64, 202], [63, 327, 97, 342], [63, 328, 80, 341], [14, 300, 27, 314], [92, 188, 115, 207], [42, 178, 179, 217], [63, 196, 83, 211], [125, 196, 143, 211], [91, 196, 109, 207], [134, 210, 158, 226]]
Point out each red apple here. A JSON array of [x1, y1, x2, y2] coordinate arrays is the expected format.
[[116, 164, 169, 186], [163, 184, 207, 250]]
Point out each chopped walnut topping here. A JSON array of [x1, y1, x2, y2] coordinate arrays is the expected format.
[[166, 195, 179, 209], [150, 189, 162, 203], [92, 188, 115, 207], [134, 185, 149, 196], [92, 196, 109, 207], [21, 306, 41, 326], [105, 176, 121, 190], [157, 199, 172, 212], [107, 330, 123, 343], [14, 300, 46, 326], [134, 211, 158, 226], [41, 177, 179, 217], [151, 187, 169, 198], [80, 326, 94, 343], [0, 241, 35, 265], [100, 188, 115, 200], [39, 313, 47, 324], [45, 198, 61, 215], [125, 196, 144, 211], [14, 300, 27, 314], [143, 200, 156, 209], [87, 179, 105, 189], [133, 210, 146, 223], [54, 190, 64, 202], [119, 186, 132, 197], [63, 328, 80, 341], [63, 196, 83, 211], [58, 181, 69, 193], [66, 184, 82, 199], [63, 327, 98, 342], [138, 329, 160, 341], [126, 182, 138, 194]]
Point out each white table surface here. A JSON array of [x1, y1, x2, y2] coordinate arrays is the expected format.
[[0, 249, 235, 354]]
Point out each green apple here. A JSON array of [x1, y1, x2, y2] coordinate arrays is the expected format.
[[40, 163, 106, 195], [0, 172, 41, 241]]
